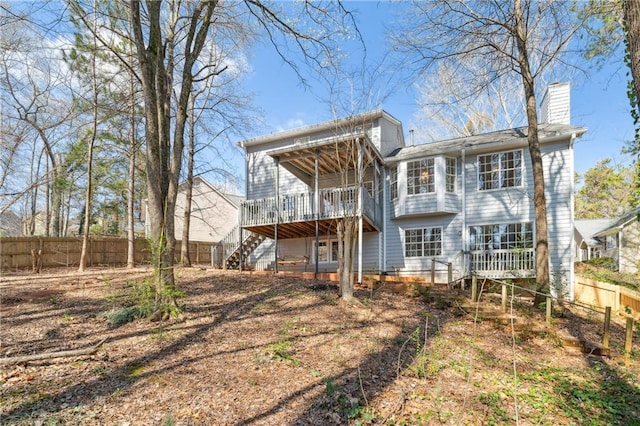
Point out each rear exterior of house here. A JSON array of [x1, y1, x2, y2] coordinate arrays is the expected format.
[[225, 83, 586, 299]]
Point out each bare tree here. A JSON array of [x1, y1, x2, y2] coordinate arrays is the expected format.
[[413, 62, 525, 140], [0, 13, 77, 237], [393, 0, 587, 301]]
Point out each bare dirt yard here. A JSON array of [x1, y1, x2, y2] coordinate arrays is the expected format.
[[1, 267, 639, 425]]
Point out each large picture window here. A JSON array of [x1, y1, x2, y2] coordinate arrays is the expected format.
[[478, 150, 522, 190], [405, 227, 442, 257], [407, 158, 435, 195], [469, 222, 533, 251]]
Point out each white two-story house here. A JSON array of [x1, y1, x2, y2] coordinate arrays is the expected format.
[[223, 83, 585, 299]]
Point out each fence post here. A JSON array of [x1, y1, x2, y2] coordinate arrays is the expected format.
[[546, 296, 552, 324], [602, 306, 612, 348], [625, 317, 634, 363], [431, 259, 435, 284], [502, 284, 507, 312], [471, 274, 477, 302], [447, 262, 452, 284]]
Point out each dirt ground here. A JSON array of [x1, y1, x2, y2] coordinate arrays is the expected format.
[[1, 267, 639, 425]]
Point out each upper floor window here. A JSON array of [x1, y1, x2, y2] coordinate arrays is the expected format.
[[405, 227, 442, 257], [407, 158, 434, 195], [478, 150, 522, 190], [390, 166, 398, 200], [446, 158, 456, 193]]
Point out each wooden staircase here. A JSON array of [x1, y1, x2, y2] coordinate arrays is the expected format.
[[223, 232, 265, 270]]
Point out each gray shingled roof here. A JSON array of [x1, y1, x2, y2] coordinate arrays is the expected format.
[[224, 194, 244, 208], [575, 218, 619, 246], [593, 207, 640, 238], [385, 122, 586, 162]]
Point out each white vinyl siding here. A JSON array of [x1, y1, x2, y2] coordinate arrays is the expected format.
[[478, 150, 522, 190], [542, 140, 575, 295], [407, 158, 435, 195]]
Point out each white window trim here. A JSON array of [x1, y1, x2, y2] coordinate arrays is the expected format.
[[390, 166, 398, 200], [445, 157, 457, 193], [314, 238, 340, 263], [476, 149, 523, 192], [407, 158, 436, 196], [404, 226, 443, 258]]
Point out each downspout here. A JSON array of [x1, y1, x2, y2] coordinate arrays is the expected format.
[[461, 149, 467, 276], [569, 133, 576, 300]]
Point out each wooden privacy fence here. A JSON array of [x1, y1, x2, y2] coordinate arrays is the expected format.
[[574, 275, 640, 320], [0, 237, 215, 271]]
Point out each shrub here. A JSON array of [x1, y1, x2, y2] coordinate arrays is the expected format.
[[582, 257, 617, 271]]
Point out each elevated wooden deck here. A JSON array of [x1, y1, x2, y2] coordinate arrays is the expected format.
[[240, 187, 382, 239]]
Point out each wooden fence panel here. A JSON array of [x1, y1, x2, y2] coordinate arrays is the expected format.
[[575, 275, 640, 319], [574, 276, 620, 312], [620, 288, 640, 320], [1, 237, 214, 271]]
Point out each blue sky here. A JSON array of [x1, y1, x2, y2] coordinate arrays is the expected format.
[[241, 1, 636, 179]]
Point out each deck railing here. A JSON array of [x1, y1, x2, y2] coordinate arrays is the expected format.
[[470, 248, 535, 276], [240, 187, 382, 228]]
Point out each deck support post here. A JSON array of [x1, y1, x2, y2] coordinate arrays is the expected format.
[[357, 138, 363, 285], [274, 157, 279, 273], [238, 227, 243, 272], [603, 306, 612, 348], [625, 317, 634, 363], [471, 274, 477, 302], [314, 150, 319, 279]]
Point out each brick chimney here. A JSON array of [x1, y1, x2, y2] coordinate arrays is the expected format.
[[540, 82, 570, 125]]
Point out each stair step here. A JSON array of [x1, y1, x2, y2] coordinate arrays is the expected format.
[[558, 333, 611, 356]]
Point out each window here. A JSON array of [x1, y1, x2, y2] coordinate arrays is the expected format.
[[478, 150, 522, 190], [390, 166, 398, 200], [446, 158, 456, 193], [407, 158, 434, 195], [405, 227, 442, 257], [469, 223, 533, 251], [316, 240, 340, 262]]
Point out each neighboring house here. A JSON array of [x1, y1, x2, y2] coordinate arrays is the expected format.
[[592, 207, 640, 274], [0, 210, 22, 236], [231, 82, 586, 299], [145, 176, 242, 243], [573, 218, 618, 262]]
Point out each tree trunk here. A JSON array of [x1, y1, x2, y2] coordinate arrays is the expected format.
[[181, 94, 196, 267], [338, 218, 356, 300], [514, 0, 550, 304], [79, 30, 98, 272], [625, 0, 640, 106], [126, 64, 136, 269]]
